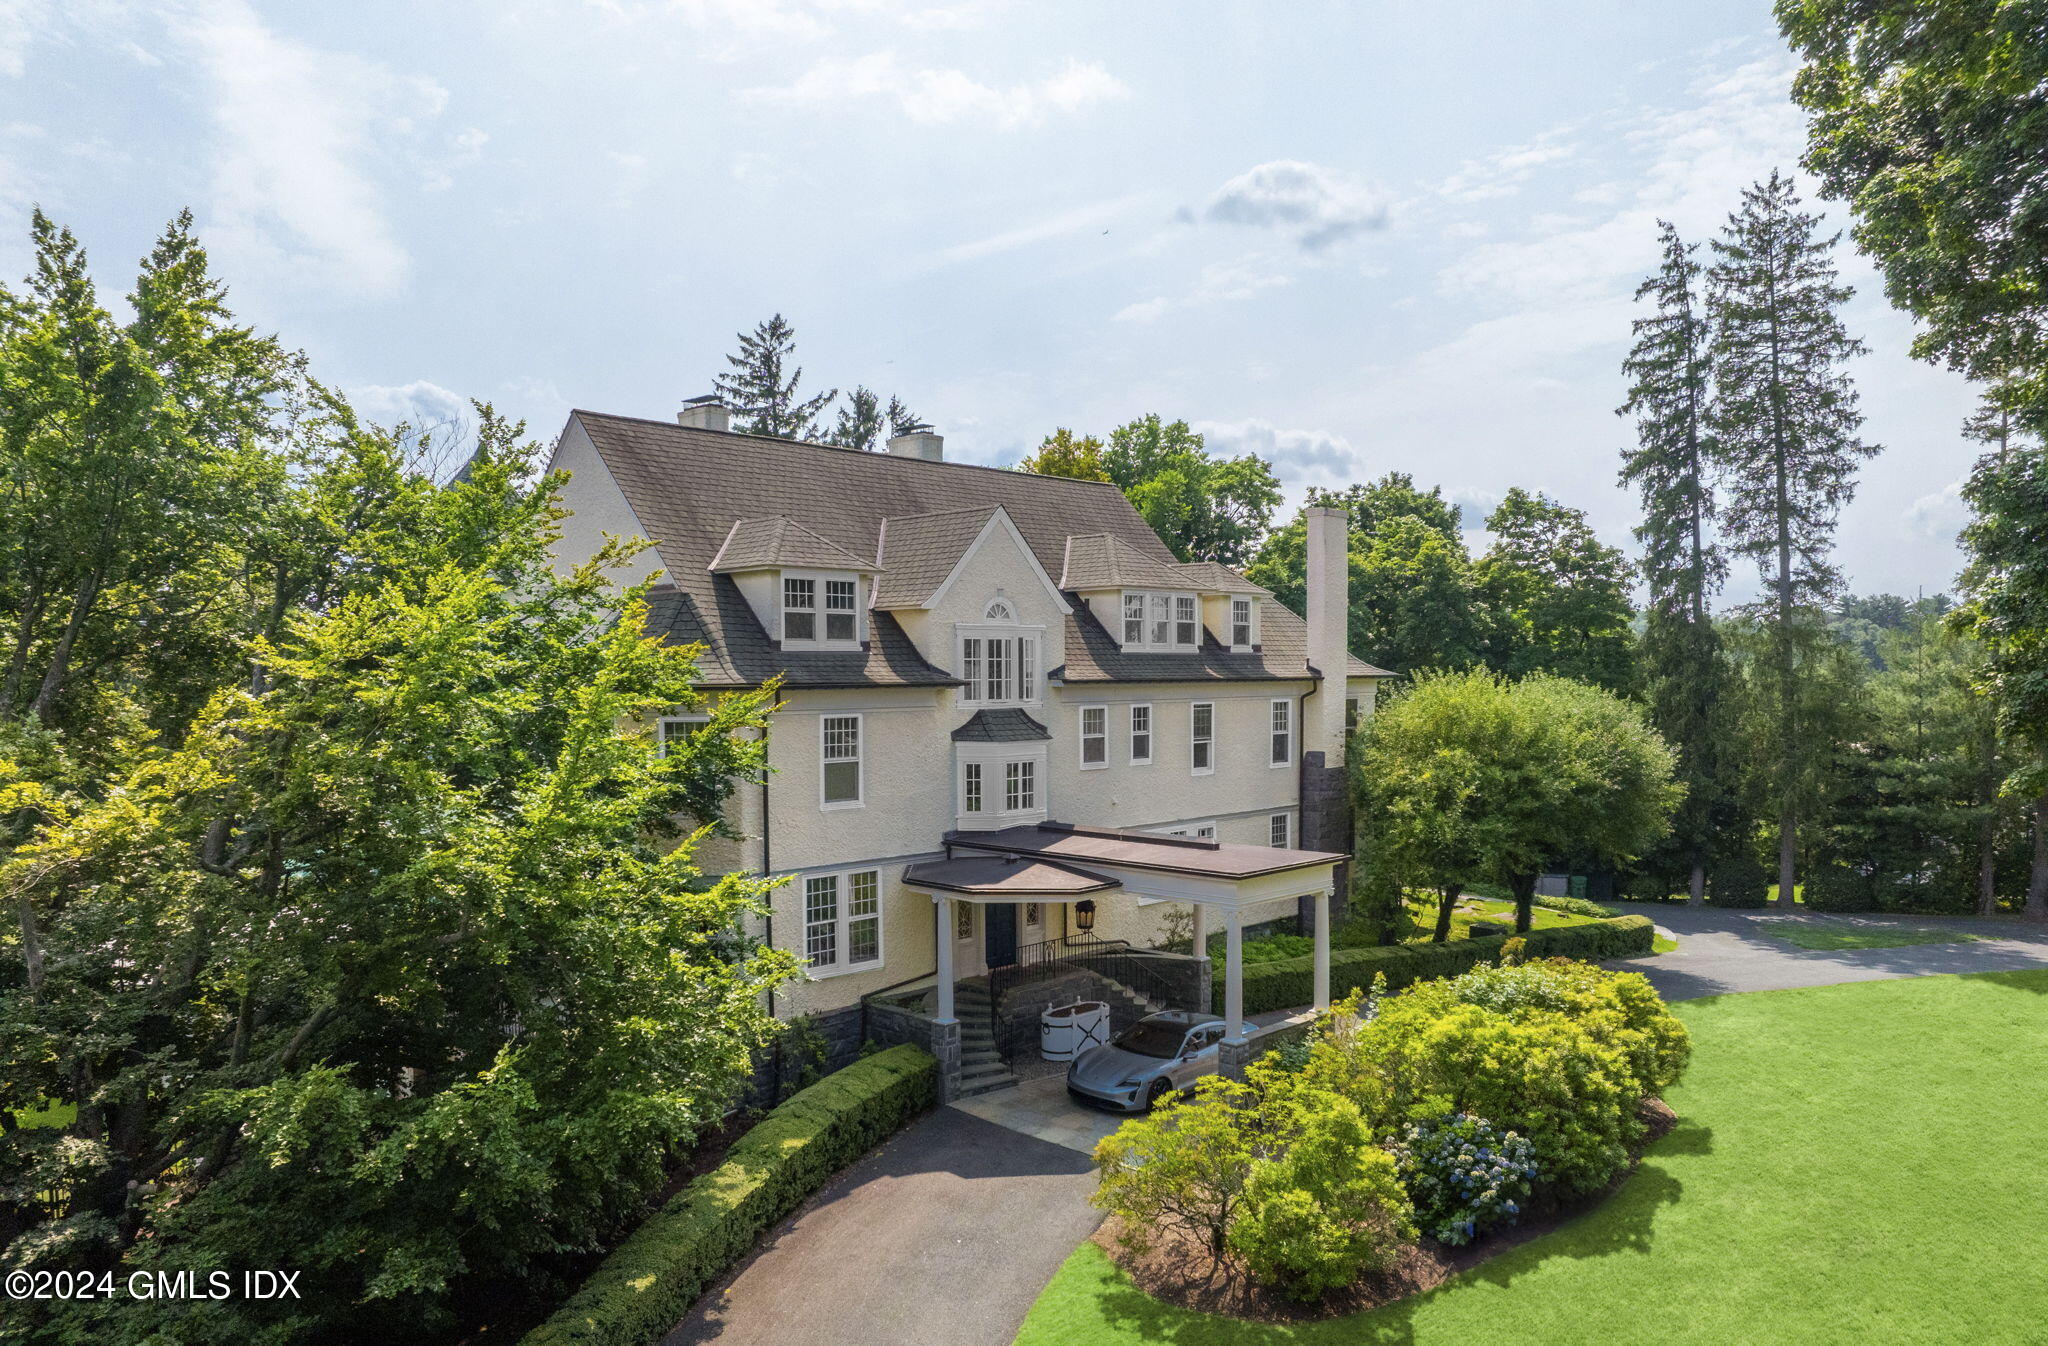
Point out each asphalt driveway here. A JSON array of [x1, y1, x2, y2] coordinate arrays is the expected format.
[[1605, 901, 2048, 1000], [663, 1107, 1101, 1346]]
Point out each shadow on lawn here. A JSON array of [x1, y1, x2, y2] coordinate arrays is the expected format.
[[1085, 1123, 1707, 1345]]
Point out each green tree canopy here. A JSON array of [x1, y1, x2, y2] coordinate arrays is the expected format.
[[1096, 414, 1282, 566], [1018, 426, 1109, 481], [1473, 488, 1637, 692]]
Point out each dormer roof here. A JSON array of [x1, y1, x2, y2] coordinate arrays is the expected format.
[[708, 515, 878, 574], [1057, 534, 1268, 596]]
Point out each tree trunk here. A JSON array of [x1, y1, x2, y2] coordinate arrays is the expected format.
[[1977, 806, 2001, 919], [2027, 788, 2048, 926], [1777, 800, 1797, 908], [1432, 884, 1462, 943], [28, 569, 104, 725], [1509, 873, 1537, 934], [1688, 860, 1706, 907]]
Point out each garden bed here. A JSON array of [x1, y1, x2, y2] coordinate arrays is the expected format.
[[1095, 1098, 1677, 1323]]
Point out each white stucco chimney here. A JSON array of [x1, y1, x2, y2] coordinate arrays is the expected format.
[[1304, 504, 1350, 762], [885, 427, 944, 461], [677, 395, 731, 432]]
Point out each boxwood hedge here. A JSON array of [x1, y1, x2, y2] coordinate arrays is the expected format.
[[1214, 915, 1656, 1017], [521, 1043, 936, 1346]]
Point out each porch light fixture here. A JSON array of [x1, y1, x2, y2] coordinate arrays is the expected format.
[[1074, 899, 1096, 933]]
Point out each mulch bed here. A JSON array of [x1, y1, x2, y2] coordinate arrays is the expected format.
[[1097, 1097, 1677, 1323]]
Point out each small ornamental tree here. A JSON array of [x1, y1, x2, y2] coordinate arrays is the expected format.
[[1229, 1095, 1414, 1299], [1092, 1076, 1260, 1258]]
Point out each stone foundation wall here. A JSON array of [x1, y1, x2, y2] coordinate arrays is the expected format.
[[1297, 749, 1352, 929], [863, 995, 961, 1101]]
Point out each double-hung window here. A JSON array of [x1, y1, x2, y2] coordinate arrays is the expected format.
[[1269, 699, 1292, 766], [1129, 703, 1152, 765], [962, 761, 983, 814], [1190, 702, 1214, 775], [1120, 590, 1201, 652], [1269, 812, 1291, 848], [1231, 597, 1253, 648], [1174, 595, 1198, 646], [1148, 593, 1171, 646], [1080, 706, 1108, 768], [782, 577, 817, 641], [657, 714, 709, 755], [822, 714, 862, 807], [1122, 593, 1145, 644], [824, 579, 857, 641], [1005, 759, 1037, 811], [804, 868, 882, 973]]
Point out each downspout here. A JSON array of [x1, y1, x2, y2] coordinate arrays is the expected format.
[[761, 719, 773, 1018]]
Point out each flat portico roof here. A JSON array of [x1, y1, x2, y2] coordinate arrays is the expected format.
[[901, 853, 1121, 899], [945, 822, 1345, 880]]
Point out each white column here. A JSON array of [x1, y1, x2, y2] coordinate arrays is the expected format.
[[934, 896, 956, 1024], [1313, 889, 1331, 1011], [1189, 901, 1208, 954], [1224, 906, 1244, 1041]]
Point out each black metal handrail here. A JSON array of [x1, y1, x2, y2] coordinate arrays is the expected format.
[[983, 934, 1199, 1047]]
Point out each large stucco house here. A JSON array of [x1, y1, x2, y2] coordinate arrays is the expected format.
[[545, 400, 1385, 1100]]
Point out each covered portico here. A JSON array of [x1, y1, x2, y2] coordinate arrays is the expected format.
[[904, 823, 1345, 1055]]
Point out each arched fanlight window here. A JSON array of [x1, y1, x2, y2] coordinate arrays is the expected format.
[[983, 598, 1016, 622]]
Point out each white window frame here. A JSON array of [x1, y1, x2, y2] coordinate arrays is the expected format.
[[1346, 696, 1361, 736], [1129, 702, 1153, 766], [657, 714, 709, 755], [1079, 704, 1109, 769], [1118, 589, 1200, 653], [824, 576, 858, 643], [781, 569, 862, 650], [1190, 701, 1215, 776], [1005, 758, 1038, 812], [801, 867, 885, 977], [955, 603, 1043, 708], [961, 760, 984, 815], [1230, 596, 1256, 650], [1269, 812, 1291, 848], [820, 713, 864, 809], [1269, 698, 1293, 767], [1023, 901, 1042, 931]]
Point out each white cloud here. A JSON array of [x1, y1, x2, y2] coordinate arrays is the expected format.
[[0, 0, 52, 78], [747, 52, 1128, 128], [1194, 160, 1390, 251], [1197, 417, 1358, 480], [349, 379, 470, 432], [1906, 479, 1968, 541], [1435, 132, 1575, 203], [1114, 258, 1288, 323], [171, 0, 440, 298]]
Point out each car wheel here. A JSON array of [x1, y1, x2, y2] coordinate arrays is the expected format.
[[1143, 1079, 1172, 1111]]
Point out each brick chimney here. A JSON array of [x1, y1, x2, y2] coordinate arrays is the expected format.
[[1299, 504, 1352, 922], [677, 395, 731, 432], [885, 426, 943, 461]]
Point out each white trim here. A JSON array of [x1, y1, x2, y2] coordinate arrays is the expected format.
[[820, 712, 864, 809], [1190, 701, 1215, 776], [781, 568, 864, 651], [1128, 702, 1153, 766], [923, 507, 1073, 616], [800, 865, 885, 978], [1119, 588, 1201, 653], [1268, 811, 1291, 848], [1079, 704, 1109, 770], [954, 621, 1045, 708], [955, 741, 1049, 829], [1230, 595, 1257, 651], [656, 714, 709, 755], [1268, 697, 1293, 768]]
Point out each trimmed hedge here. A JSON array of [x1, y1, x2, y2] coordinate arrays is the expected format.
[[521, 1044, 937, 1346], [1215, 916, 1656, 1017]]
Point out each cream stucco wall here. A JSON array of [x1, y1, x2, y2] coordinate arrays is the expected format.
[[545, 417, 669, 589]]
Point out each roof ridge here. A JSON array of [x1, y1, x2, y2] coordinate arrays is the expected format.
[[570, 409, 1133, 494], [877, 502, 1003, 524]]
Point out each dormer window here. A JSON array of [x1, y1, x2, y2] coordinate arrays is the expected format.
[[1230, 596, 1256, 650], [779, 571, 862, 649], [1119, 590, 1200, 653]]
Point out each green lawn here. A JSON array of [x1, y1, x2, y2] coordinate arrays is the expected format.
[[1760, 921, 1981, 952], [1014, 970, 2048, 1346]]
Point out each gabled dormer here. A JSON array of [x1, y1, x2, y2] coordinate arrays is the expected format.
[[1058, 534, 1268, 654], [708, 516, 880, 652]]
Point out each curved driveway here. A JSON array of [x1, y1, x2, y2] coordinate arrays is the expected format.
[[666, 904, 2048, 1346]]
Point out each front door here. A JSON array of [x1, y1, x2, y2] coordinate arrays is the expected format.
[[984, 902, 1018, 969]]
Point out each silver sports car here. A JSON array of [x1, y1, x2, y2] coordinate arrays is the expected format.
[[1065, 1010, 1228, 1112]]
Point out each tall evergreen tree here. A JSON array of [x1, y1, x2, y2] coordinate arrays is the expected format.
[[824, 386, 923, 451], [712, 313, 835, 440], [1707, 170, 1878, 908], [1618, 221, 1733, 903]]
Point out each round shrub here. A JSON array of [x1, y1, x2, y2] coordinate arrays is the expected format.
[[1389, 1111, 1537, 1245], [1443, 959, 1691, 1097], [1228, 1095, 1415, 1300]]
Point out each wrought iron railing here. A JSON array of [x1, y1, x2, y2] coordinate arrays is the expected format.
[[983, 934, 1198, 1046]]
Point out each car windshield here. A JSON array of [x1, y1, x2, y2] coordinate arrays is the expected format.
[[1114, 1020, 1190, 1059]]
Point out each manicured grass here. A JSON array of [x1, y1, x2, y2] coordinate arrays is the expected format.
[[1760, 922, 1980, 952], [1014, 970, 2048, 1346], [1651, 933, 1680, 955]]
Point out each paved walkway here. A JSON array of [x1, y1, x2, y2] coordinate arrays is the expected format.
[[1605, 901, 2048, 1001], [663, 1108, 1101, 1346]]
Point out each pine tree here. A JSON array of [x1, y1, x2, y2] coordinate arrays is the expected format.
[[1618, 221, 1734, 903], [713, 313, 835, 440], [824, 387, 924, 450], [1707, 170, 1878, 908]]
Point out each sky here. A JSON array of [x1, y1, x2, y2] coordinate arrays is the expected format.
[[0, 0, 1985, 603]]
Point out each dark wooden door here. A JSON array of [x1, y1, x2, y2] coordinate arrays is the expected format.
[[984, 903, 1018, 969]]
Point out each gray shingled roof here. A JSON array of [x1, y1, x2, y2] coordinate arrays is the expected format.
[[708, 516, 878, 574], [1058, 533, 1188, 591], [1172, 560, 1270, 595], [569, 410, 1390, 687], [950, 708, 1052, 742], [872, 506, 998, 609]]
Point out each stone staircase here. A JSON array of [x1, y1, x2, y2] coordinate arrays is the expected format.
[[950, 982, 1018, 1099]]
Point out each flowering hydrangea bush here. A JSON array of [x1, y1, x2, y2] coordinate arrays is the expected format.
[[1389, 1112, 1537, 1246]]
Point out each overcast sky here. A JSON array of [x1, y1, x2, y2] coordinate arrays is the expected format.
[[0, 0, 1983, 602]]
